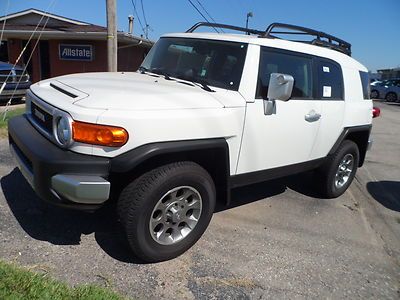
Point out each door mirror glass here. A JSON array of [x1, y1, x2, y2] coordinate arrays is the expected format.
[[267, 73, 294, 101]]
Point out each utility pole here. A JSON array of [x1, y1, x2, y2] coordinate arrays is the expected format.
[[106, 0, 117, 72]]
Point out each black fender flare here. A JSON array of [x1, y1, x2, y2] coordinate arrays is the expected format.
[[110, 138, 231, 204], [329, 125, 372, 167]]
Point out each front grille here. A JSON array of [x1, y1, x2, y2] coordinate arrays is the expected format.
[[31, 102, 53, 133], [0, 71, 30, 83]]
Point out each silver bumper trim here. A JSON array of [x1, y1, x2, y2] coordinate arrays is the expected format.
[[51, 174, 110, 204], [367, 139, 373, 151], [9, 143, 34, 188]]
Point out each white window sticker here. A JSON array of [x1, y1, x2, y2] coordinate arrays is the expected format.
[[323, 66, 330, 73], [323, 86, 332, 97]]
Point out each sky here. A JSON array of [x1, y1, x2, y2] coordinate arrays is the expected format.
[[1, 0, 399, 72]]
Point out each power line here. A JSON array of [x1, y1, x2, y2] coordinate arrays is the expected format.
[[194, 0, 224, 32], [140, 0, 148, 28], [130, 0, 146, 36], [0, 0, 57, 98], [1, 0, 57, 119], [140, 0, 150, 39], [186, 0, 219, 33]]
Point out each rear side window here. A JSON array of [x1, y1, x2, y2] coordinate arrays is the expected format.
[[359, 71, 370, 99], [317, 60, 344, 99], [256, 48, 313, 99]]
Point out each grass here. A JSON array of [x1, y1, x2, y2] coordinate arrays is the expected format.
[[0, 107, 25, 137], [0, 260, 127, 300]]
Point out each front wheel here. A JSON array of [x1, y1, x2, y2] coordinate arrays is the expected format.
[[117, 162, 216, 262], [317, 140, 359, 198]]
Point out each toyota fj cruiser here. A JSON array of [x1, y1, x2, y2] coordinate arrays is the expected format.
[[8, 23, 374, 262]]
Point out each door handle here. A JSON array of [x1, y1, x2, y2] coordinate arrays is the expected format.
[[305, 110, 321, 122]]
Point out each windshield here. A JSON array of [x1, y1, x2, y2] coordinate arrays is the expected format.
[[140, 37, 248, 91]]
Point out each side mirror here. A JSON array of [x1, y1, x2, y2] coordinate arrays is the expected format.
[[267, 73, 294, 101], [264, 73, 294, 115]]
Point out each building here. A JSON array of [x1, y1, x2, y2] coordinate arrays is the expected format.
[[377, 67, 400, 80], [0, 9, 153, 83]]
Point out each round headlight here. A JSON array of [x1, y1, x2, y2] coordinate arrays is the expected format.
[[55, 115, 72, 147]]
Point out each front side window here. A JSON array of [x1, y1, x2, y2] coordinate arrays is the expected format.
[[359, 71, 370, 99], [256, 49, 313, 99], [140, 37, 248, 91]]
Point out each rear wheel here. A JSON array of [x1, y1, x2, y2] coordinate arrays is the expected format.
[[117, 162, 215, 262], [385, 92, 397, 102], [318, 140, 359, 198]]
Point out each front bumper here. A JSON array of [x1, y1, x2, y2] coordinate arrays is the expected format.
[[8, 115, 111, 210]]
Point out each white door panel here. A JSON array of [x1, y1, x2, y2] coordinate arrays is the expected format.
[[310, 101, 345, 159], [236, 99, 321, 174]]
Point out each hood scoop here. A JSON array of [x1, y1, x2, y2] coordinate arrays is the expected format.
[[48, 80, 89, 101], [50, 82, 78, 98]]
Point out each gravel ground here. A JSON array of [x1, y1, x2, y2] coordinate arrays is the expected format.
[[0, 101, 399, 299]]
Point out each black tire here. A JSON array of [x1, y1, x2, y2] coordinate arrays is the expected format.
[[385, 92, 397, 103], [370, 90, 379, 99], [117, 161, 216, 262], [317, 140, 359, 198]]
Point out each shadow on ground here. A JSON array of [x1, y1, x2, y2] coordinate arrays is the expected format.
[[1, 168, 325, 263], [367, 181, 400, 212], [1, 168, 138, 263]]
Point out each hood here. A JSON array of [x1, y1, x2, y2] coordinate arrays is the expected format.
[[46, 72, 225, 111]]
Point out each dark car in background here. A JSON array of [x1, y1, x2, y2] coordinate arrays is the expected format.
[[0, 61, 31, 102]]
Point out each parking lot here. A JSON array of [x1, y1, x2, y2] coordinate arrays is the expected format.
[[0, 101, 399, 299]]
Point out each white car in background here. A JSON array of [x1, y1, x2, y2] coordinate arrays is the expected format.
[[370, 78, 400, 101]]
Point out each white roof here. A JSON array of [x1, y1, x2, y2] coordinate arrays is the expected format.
[[163, 32, 367, 71]]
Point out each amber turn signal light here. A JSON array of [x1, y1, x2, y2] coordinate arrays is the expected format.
[[72, 121, 129, 147]]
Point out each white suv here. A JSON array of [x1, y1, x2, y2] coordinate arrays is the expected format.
[[8, 22, 374, 262]]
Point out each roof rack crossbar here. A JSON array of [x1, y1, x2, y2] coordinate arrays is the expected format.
[[186, 22, 264, 36], [263, 23, 351, 56]]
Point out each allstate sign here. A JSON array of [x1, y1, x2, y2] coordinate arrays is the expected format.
[[59, 44, 93, 61]]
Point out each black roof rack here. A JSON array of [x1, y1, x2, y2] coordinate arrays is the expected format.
[[263, 23, 351, 56], [186, 22, 265, 36], [186, 22, 351, 56]]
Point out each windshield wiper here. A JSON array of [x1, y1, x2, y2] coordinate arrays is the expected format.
[[138, 66, 149, 74], [140, 67, 214, 92], [138, 66, 165, 79], [190, 79, 215, 92], [149, 68, 173, 81]]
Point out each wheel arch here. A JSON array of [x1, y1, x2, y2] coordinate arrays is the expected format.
[[109, 138, 231, 206], [329, 125, 372, 167]]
